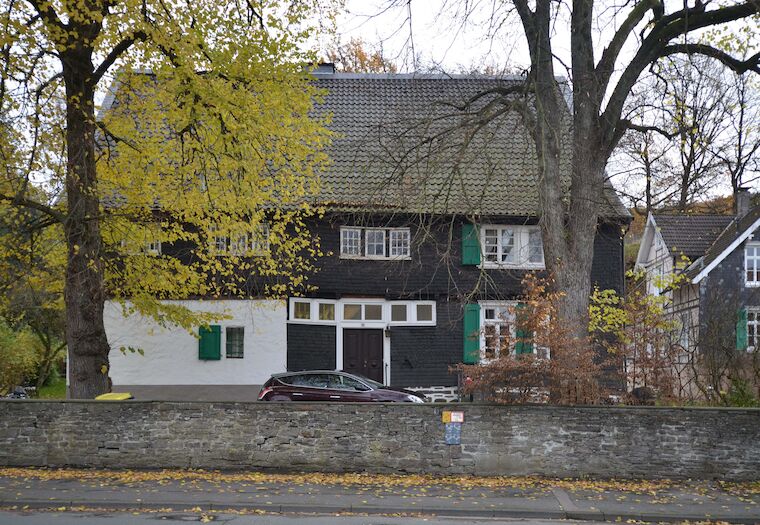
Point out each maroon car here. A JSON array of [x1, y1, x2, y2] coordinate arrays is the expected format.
[[257, 371, 426, 403]]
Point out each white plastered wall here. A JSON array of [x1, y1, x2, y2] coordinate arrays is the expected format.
[[105, 299, 286, 385]]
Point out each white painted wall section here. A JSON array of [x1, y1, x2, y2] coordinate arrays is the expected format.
[[105, 299, 286, 385]]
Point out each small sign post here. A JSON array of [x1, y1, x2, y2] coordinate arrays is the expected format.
[[444, 422, 461, 445], [442, 411, 464, 445]]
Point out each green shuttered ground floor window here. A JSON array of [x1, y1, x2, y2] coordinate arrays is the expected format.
[[463, 302, 535, 363], [199, 325, 222, 360]]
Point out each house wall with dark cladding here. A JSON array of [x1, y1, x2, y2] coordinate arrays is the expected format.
[[287, 324, 337, 371], [390, 299, 463, 387], [1, 401, 758, 480], [301, 215, 625, 300], [699, 242, 760, 352]]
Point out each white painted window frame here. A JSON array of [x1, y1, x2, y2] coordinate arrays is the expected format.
[[479, 301, 517, 362], [389, 229, 411, 258], [479, 225, 545, 269], [224, 326, 245, 359], [340, 227, 363, 257], [747, 308, 760, 352], [210, 223, 270, 257], [364, 228, 386, 259], [287, 298, 436, 327], [339, 226, 411, 261], [746, 242, 760, 287]]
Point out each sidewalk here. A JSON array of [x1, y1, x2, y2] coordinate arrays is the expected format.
[[0, 468, 757, 523]]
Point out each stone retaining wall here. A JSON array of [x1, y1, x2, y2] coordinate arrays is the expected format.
[[1, 401, 758, 480]]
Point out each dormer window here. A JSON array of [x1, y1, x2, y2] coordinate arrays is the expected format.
[[340, 227, 411, 260]]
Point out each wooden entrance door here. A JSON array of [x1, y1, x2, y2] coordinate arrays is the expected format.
[[343, 329, 384, 383]]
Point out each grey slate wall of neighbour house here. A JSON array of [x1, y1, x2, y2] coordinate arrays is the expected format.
[[390, 300, 463, 387], [287, 325, 336, 371], [2, 401, 759, 480], [699, 240, 760, 352]]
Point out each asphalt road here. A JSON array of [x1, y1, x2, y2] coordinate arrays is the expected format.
[[0, 511, 611, 525]]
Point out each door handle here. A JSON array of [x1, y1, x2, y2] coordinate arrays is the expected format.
[[329, 395, 341, 399], [292, 392, 304, 396]]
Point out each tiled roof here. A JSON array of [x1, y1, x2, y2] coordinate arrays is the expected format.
[[313, 74, 629, 218], [685, 207, 760, 279], [652, 214, 733, 261], [101, 72, 629, 219]]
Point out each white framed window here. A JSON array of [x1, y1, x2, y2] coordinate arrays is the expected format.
[[225, 327, 245, 358], [120, 224, 162, 256], [389, 229, 410, 258], [288, 298, 435, 326], [391, 304, 407, 322], [746, 243, 760, 286], [365, 229, 386, 258], [387, 301, 436, 326], [480, 226, 544, 268], [211, 223, 269, 256], [748, 309, 760, 351], [339, 227, 411, 260], [340, 228, 362, 257], [289, 299, 337, 324], [293, 301, 312, 320], [481, 303, 516, 361], [318, 303, 335, 321]]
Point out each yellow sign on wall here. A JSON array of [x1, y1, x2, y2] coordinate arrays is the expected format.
[[442, 411, 464, 423]]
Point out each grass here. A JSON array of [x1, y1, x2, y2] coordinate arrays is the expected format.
[[37, 376, 66, 399]]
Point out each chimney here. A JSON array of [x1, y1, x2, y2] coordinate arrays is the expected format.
[[312, 63, 336, 76], [736, 187, 751, 218]]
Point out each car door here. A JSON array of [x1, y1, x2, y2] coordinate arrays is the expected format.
[[327, 373, 373, 402], [294, 373, 335, 401]]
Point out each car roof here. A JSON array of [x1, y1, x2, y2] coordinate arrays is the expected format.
[[271, 370, 347, 378]]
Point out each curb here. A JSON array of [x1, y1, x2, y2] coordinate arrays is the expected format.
[[2, 500, 759, 524]]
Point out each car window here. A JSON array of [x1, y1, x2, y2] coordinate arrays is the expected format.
[[298, 374, 329, 388], [329, 374, 370, 391]]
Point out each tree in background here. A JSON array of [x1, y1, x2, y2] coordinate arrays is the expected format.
[[386, 0, 759, 341], [0, 0, 336, 398], [613, 41, 759, 213], [0, 205, 66, 390], [327, 37, 398, 73]]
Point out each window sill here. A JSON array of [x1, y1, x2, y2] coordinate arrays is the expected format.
[[339, 255, 412, 261], [745, 282, 760, 288], [480, 263, 545, 270]]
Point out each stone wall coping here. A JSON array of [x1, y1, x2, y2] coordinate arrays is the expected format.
[[2, 399, 759, 413]]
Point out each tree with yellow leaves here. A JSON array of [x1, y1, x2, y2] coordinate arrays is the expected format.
[[0, 0, 336, 398]]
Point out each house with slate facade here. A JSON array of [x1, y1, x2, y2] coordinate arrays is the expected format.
[[104, 65, 630, 401], [636, 190, 760, 397]]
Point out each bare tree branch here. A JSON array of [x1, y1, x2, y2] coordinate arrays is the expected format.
[[93, 31, 148, 85], [659, 44, 760, 74]]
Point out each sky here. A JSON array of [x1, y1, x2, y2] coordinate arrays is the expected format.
[[327, 1, 760, 206]]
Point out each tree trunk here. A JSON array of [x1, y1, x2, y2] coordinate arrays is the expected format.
[[62, 51, 111, 399]]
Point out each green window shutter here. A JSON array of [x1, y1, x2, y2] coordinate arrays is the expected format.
[[514, 302, 534, 355], [461, 223, 481, 266], [199, 325, 222, 360], [463, 303, 481, 364], [736, 308, 748, 351]]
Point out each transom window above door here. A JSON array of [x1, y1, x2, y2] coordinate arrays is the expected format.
[[288, 298, 435, 326], [480, 225, 544, 268], [340, 227, 411, 260]]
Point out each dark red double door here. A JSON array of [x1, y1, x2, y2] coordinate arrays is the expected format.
[[343, 329, 384, 383]]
